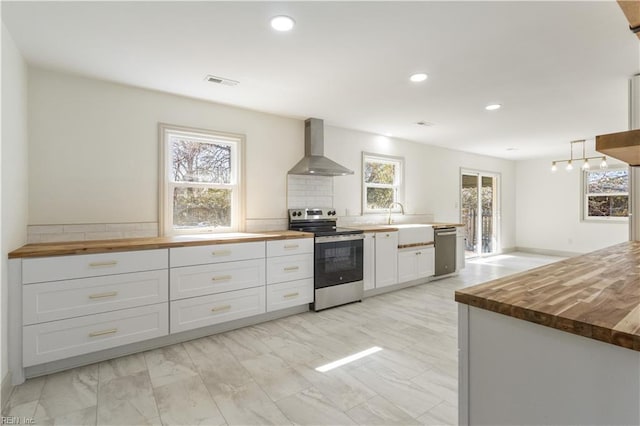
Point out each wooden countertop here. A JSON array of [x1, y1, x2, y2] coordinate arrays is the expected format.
[[9, 230, 313, 258], [455, 241, 640, 352]]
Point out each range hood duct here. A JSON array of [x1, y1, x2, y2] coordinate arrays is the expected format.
[[288, 118, 354, 176]]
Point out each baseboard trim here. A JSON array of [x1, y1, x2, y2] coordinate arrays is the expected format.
[[1, 371, 13, 416], [515, 246, 582, 258]]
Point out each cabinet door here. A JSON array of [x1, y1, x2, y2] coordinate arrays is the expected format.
[[417, 247, 435, 278], [398, 250, 418, 283], [375, 232, 398, 288], [363, 233, 375, 290]]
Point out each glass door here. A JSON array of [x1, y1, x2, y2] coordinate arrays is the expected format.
[[461, 171, 499, 258]]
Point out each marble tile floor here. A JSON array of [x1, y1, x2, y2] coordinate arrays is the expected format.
[[4, 251, 564, 426]]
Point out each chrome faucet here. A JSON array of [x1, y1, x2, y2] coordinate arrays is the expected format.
[[387, 202, 405, 224]]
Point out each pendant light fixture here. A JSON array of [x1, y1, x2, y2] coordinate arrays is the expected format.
[[550, 140, 607, 173]]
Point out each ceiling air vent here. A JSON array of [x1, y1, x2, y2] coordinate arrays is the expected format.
[[205, 75, 239, 86], [416, 121, 434, 127]]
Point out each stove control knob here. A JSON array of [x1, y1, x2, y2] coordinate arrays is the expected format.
[[329, 210, 336, 216]]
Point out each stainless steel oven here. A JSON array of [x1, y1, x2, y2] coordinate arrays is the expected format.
[[314, 234, 364, 310], [288, 208, 365, 311]]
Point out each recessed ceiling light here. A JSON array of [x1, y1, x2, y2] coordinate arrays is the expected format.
[[270, 15, 295, 32], [409, 73, 428, 82], [485, 104, 502, 111]]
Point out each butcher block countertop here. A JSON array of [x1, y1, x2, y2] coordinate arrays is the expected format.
[[455, 241, 640, 352], [8, 230, 313, 259]]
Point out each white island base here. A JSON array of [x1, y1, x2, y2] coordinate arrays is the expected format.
[[458, 305, 640, 425]]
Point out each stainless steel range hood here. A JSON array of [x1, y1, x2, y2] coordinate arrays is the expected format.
[[288, 118, 354, 176]]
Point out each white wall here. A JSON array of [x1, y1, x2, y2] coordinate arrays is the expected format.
[[516, 158, 628, 254], [28, 67, 302, 225], [1, 23, 29, 394], [323, 127, 517, 250]]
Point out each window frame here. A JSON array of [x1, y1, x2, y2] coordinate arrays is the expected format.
[[582, 165, 629, 223], [159, 123, 245, 236], [361, 152, 405, 214]]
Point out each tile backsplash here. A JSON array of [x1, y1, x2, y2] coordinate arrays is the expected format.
[[287, 175, 333, 208], [27, 222, 158, 243]]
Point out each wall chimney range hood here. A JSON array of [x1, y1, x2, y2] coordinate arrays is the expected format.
[[595, 128, 640, 166], [288, 118, 354, 176]]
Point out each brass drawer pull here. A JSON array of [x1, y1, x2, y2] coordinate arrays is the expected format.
[[211, 275, 232, 282], [284, 266, 299, 272], [211, 250, 231, 256], [89, 328, 118, 337], [211, 305, 231, 313], [88, 261, 118, 268], [284, 244, 299, 249], [283, 292, 299, 299], [88, 291, 118, 299]]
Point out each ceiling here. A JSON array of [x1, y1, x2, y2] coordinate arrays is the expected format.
[[2, 1, 639, 160]]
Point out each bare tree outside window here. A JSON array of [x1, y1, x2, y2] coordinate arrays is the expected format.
[[171, 138, 232, 229], [160, 124, 243, 235]]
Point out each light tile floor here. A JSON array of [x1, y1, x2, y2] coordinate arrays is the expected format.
[[4, 252, 564, 425]]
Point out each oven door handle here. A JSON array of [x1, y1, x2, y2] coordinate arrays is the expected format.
[[315, 234, 365, 243]]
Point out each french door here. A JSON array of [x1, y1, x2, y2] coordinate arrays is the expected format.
[[460, 170, 499, 258]]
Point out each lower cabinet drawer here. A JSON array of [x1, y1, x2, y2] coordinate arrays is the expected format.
[[266, 254, 313, 284], [23, 270, 168, 325], [170, 286, 266, 334], [170, 259, 265, 300], [23, 303, 168, 367], [266, 278, 313, 312]]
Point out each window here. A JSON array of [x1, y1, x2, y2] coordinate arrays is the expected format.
[[159, 124, 244, 235], [583, 167, 629, 221], [362, 153, 404, 212]]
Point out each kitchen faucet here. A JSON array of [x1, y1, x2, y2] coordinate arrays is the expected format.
[[387, 202, 405, 224]]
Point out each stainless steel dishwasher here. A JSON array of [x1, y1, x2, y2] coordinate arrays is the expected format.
[[434, 227, 457, 276]]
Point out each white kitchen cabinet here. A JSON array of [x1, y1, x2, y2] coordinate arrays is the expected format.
[[170, 258, 265, 300], [375, 231, 398, 288], [266, 278, 314, 312], [22, 249, 168, 284], [21, 248, 170, 369], [23, 269, 168, 325], [170, 241, 264, 267], [398, 246, 434, 283], [23, 303, 168, 367], [266, 238, 313, 312], [456, 227, 466, 271], [363, 233, 375, 291], [170, 286, 265, 333]]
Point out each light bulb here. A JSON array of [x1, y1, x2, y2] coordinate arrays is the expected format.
[[551, 162, 557, 172], [566, 161, 573, 171], [582, 159, 590, 170], [600, 157, 608, 169]]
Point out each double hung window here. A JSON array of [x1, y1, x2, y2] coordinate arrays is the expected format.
[[362, 153, 404, 212], [583, 167, 629, 221], [160, 124, 244, 235]]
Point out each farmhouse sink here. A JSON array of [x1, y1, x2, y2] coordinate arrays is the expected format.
[[383, 224, 434, 245]]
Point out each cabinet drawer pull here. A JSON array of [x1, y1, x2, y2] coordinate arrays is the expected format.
[[283, 292, 299, 299], [284, 244, 299, 249], [211, 275, 232, 282], [416, 251, 422, 255], [88, 291, 118, 299], [211, 250, 231, 256], [211, 305, 231, 313], [283, 266, 299, 272], [88, 261, 118, 268], [89, 328, 118, 337]]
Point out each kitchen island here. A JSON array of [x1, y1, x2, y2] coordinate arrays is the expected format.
[[455, 241, 640, 425]]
